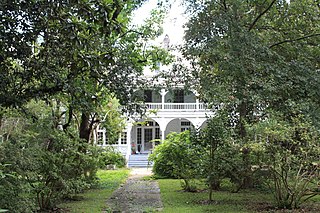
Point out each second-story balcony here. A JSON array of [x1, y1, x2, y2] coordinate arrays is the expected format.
[[145, 102, 206, 111], [134, 88, 212, 113]]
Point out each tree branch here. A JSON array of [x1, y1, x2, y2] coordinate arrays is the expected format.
[[248, 0, 276, 31], [269, 33, 320, 48], [62, 106, 73, 130]]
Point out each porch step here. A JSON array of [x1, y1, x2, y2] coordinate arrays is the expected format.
[[128, 154, 153, 168]]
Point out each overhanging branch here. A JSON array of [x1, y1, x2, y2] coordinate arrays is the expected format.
[[269, 33, 320, 48], [248, 0, 276, 31]]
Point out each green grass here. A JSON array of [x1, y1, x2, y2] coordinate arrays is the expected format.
[[58, 169, 129, 213], [158, 179, 320, 213]]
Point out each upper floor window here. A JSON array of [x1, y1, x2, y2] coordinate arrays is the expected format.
[[144, 90, 152, 102], [174, 90, 184, 103]]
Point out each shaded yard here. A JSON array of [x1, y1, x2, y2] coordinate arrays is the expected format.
[[58, 169, 129, 213], [158, 179, 320, 213]]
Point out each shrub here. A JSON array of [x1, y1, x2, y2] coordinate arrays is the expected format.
[[248, 115, 320, 209], [0, 119, 100, 212], [98, 146, 126, 169], [149, 131, 202, 191]]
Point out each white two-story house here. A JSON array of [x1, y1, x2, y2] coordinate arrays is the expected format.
[[94, 87, 212, 160], [93, 35, 213, 166]]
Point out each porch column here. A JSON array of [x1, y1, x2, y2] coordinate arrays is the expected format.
[[161, 130, 165, 141], [92, 129, 97, 145], [126, 123, 133, 160], [160, 89, 166, 110], [159, 122, 166, 142], [102, 129, 106, 146], [196, 98, 199, 110], [194, 90, 200, 111]]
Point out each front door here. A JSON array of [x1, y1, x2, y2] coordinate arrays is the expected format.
[[143, 128, 153, 152]]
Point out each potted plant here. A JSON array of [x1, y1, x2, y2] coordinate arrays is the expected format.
[[131, 143, 136, 154]]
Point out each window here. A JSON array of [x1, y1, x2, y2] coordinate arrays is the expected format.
[[181, 127, 190, 132], [181, 121, 191, 126], [137, 128, 142, 152], [155, 128, 160, 139], [144, 90, 152, 102], [146, 121, 154, 126], [97, 131, 104, 145], [137, 128, 142, 144], [120, 132, 127, 144], [181, 120, 191, 132], [173, 89, 184, 103]]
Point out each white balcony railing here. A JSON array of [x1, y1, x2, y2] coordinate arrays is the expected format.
[[145, 103, 207, 111]]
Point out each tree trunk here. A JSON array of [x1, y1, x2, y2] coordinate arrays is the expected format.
[[242, 147, 254, 189], [238, 100, 254, 188], [0, 111, 2, 130], [79, 112, 91, 142], [209, 187, 213, 201], [238, 100, 247, 139]]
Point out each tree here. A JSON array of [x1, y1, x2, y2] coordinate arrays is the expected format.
[[201, 114, 230, 201], [0, 0, 170, 143], [182, 0, 320, 188], [0, 1, 172, 211]]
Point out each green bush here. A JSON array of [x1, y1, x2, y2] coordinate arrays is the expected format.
[[0, 120, 100, 212], [98, 146, 126, 169], [149, 131, 202, 191], [248, 115, 320, 209]]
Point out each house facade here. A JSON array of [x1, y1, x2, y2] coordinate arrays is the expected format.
[[94, 87, 213, 160], [93, 35, 213, 160]]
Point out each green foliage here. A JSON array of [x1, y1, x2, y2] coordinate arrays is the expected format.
[[182, 0, 320, 143], [98, 147, 126, 169], [247, 114, 320, 209], [0, 112, 100, 211], [150, 131, 202, 191], [0, 0, 172, 144], [100, 97, 126, 145], [181, 0, 320, 207], [200, 115, 238, 198]]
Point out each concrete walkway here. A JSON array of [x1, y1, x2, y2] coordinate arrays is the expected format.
[[105, 168, 163, 213]]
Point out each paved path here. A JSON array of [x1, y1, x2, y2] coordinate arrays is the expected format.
[[105, 168, 163, 213]]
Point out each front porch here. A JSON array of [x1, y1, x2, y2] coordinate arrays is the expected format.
[[94, 88, 214, 164]]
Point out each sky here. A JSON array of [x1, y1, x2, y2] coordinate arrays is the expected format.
[[132, 0, 291, 46], [132, 0, 186, 46]]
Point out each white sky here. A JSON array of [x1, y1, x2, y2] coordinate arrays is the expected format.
[[132, 0, 291, 46], [132, 0, 186, 46]]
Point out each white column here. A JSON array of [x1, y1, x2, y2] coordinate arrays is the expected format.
[[93, 129, 97, 145], [103, 129, 106, 146], [161, 129, 165, 141], [126, 123, 133, 160], [194, 90, 200, 111], [158, 119, 167, 142], [196, 98, 199, 110], [160, 89, 166, 110]]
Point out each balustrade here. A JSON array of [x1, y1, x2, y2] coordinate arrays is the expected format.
[[145, 102, 207, 111]]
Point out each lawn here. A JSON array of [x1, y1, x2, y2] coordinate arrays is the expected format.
[[158, 179, 320, 213], [58, 169, 129, 213]]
